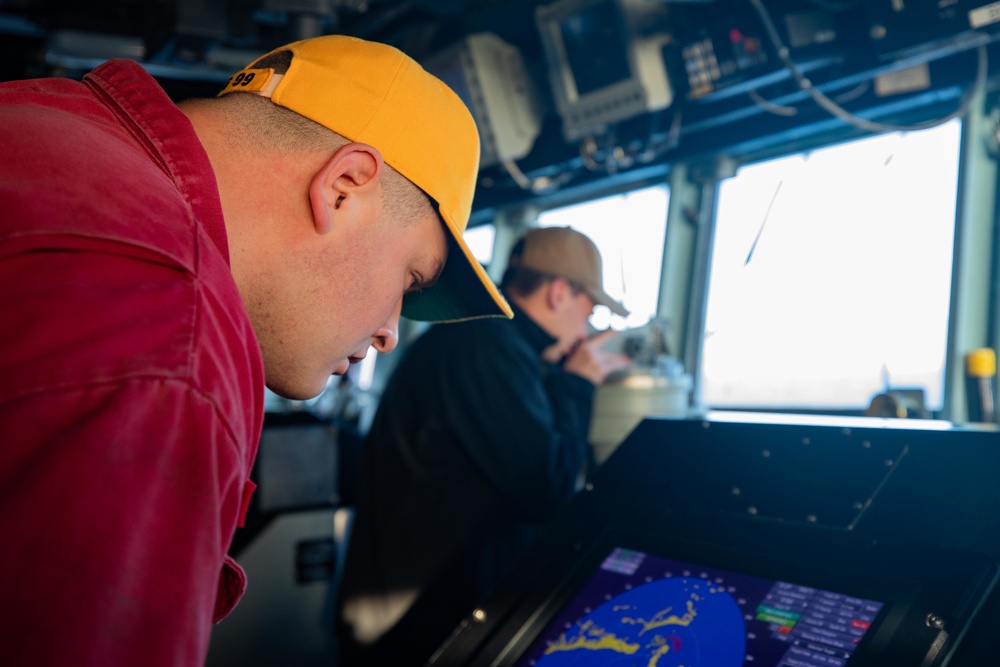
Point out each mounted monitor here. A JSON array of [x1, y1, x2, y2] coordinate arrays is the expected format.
[[464, 529, 998, 667], [423, 32, 543, 169], [255, 420, 339, 513], [536, 0, 673, 140], [429, 416, 1000, 667]]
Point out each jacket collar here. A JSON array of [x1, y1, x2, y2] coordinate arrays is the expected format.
[[506, 297, 557, 356]]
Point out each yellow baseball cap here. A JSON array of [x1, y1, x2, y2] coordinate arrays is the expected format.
[[219, 35, 512, 322]]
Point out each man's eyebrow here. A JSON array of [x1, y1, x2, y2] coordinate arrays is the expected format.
[[422, 256, 445, 289]]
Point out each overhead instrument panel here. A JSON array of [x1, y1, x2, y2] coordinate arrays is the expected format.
[[422, 32, 544, 169], [678, 1, 844, 102], [3, 0, 1000, 216], [867, 0, 1000, 62], [535, 0, 674, 140]]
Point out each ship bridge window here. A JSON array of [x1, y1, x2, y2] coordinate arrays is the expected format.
[[464, 223, 497, 266], [701, 119, 961, 412]]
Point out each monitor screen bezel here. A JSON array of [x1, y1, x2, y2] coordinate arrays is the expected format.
[[476, 526, 998, 667], [549, 0, 634, 103], [535, 0, 672, 139]]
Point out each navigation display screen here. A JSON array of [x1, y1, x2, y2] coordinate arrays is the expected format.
[[515, 546, 884, 667], [557, 0, 632, 98]]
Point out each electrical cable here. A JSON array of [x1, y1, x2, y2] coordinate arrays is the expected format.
[[749, 0, 988, 134], [638, 106, 685, 162], [748, 87, 799, 116], [832, 80, 870, 104], [501, 158, 534, 190], [501, 158, 572, 194], [580, 136, 605, 172], [747, 80, 869, 117]]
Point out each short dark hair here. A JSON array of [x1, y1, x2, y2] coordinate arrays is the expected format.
[[500, 265, 549, 297], [251, 50, 293, 74]]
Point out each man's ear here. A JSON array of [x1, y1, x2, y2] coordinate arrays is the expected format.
[[545, 277, 569, 311], [309, 142, 385, 234]]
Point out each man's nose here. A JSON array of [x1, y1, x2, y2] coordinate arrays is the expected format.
[[371, 298, 403, 354]]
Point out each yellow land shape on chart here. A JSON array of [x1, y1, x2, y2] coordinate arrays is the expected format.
[[543, 620, 640, 655]]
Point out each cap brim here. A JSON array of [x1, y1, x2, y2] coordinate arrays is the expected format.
[[402, 217, 512, 323], [592, 289, 629, 318]]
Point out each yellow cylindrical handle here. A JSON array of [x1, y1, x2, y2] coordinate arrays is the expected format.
[[966, 348, 997, 378]]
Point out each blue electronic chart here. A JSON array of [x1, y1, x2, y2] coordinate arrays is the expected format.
[[517, 547, 884, 667], [533, 575, 745, 666]]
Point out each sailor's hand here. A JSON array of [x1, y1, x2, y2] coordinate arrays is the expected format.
[[563, 329, 631, 385]]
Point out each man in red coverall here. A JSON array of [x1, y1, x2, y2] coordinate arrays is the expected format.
[[0, 35, 510, 666]]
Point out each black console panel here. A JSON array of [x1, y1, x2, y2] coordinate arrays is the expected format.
[[431, 414, 1000, 667]]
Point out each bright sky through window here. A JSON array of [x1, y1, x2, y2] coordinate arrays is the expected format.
[[702, 120, 961, 410]]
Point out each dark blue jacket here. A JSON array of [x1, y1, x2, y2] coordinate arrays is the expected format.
[[337, 300, 595, 666]]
